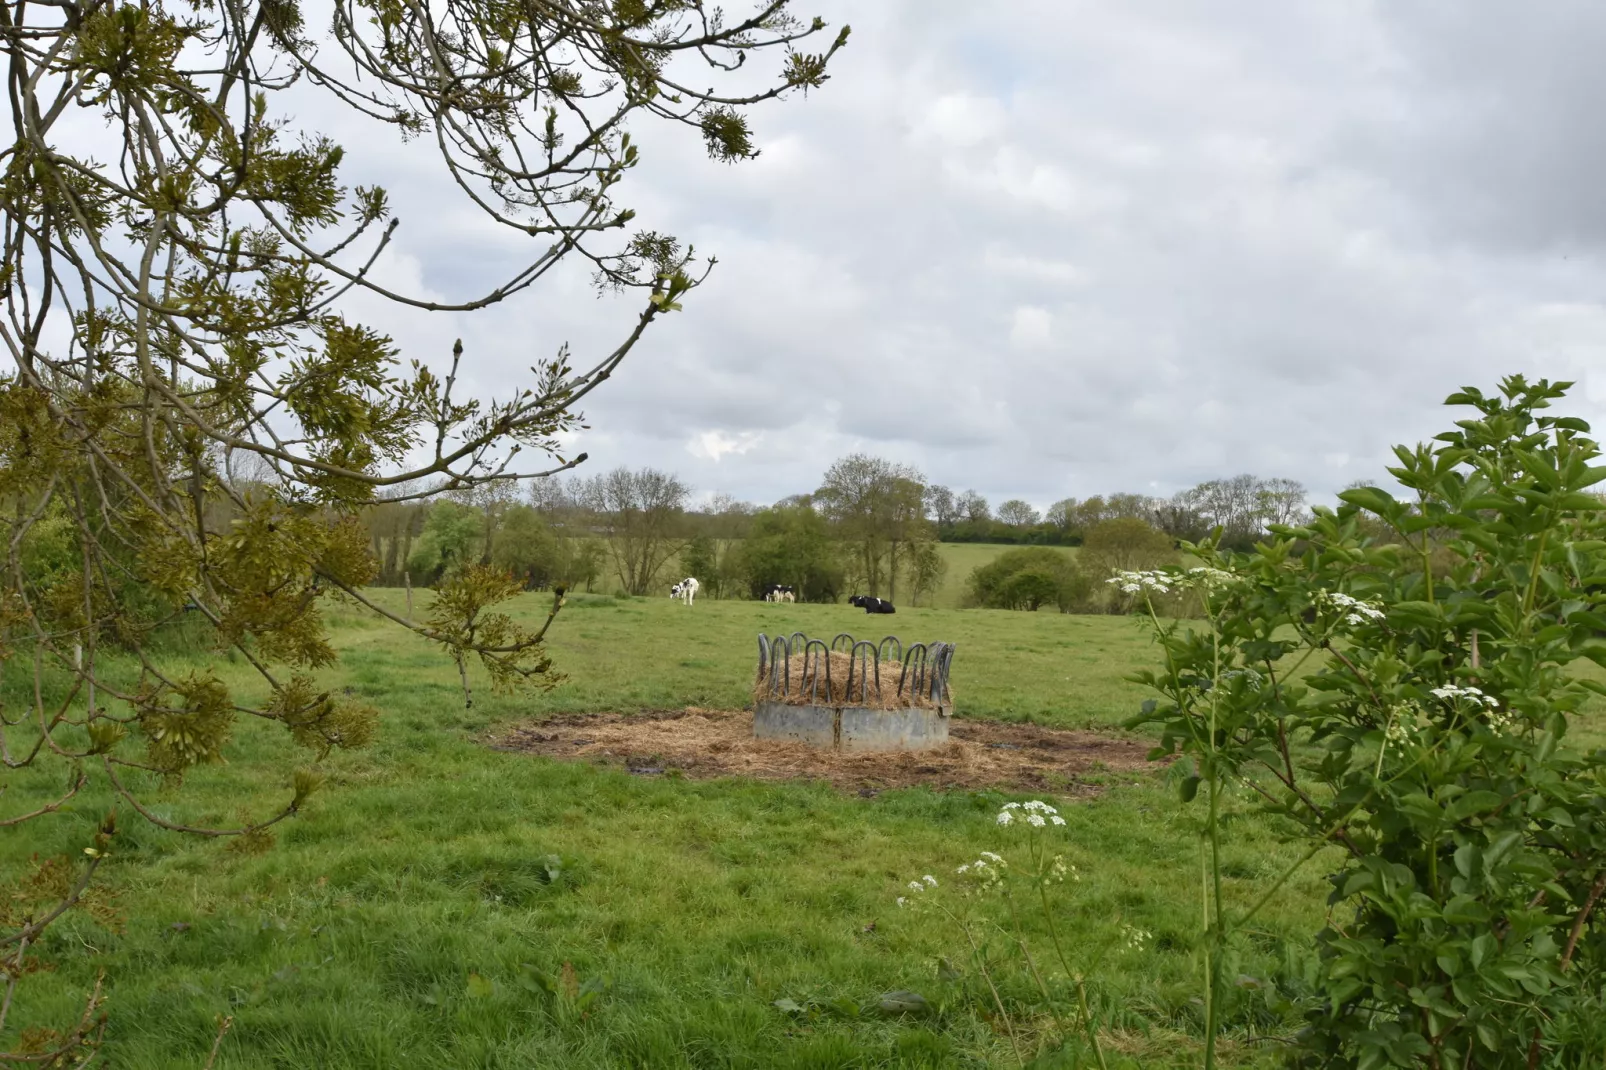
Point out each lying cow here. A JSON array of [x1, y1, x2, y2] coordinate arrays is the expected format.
[[849, 594, 896, 614], [669, 577, 700, 605]]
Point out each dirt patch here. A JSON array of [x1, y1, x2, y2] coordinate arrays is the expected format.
[[489, 709, 1161, 796]]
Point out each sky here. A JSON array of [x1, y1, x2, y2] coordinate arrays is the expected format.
[[320, 1, 1606, 513]]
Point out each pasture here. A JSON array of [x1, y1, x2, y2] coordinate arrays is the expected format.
[[7, 591, 1564, 1067]]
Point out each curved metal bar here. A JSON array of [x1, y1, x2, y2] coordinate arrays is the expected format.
[[831, 632, 855, 654], [769, 634, 791, 696], [901, 643, 927, 700], [801, 639, 830, 704], [757, 633, 769, 684], [848, 640, 878, 704], [878, 635, 903, 666]]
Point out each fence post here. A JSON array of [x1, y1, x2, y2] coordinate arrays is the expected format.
[[405, 571, 413, 620]]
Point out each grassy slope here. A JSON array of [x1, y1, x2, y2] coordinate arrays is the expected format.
[[1, 594, 1345, 1068]]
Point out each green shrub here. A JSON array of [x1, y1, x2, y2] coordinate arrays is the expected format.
[[966, 547, 1084, 611]]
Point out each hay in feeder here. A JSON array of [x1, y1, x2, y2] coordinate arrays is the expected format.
[[753, 650, 948, 710]]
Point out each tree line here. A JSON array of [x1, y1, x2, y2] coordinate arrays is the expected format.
[[360, 457, 1313, 604]]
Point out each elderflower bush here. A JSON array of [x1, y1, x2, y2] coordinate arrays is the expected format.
[[1127, 377, 1606, 1068]]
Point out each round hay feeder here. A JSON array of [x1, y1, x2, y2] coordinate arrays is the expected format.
[[752, 631, 954, 751]]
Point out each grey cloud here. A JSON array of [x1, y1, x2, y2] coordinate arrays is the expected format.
[[312, 0, 1606, 512]]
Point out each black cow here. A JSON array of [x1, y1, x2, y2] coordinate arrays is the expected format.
[[849, 594, 896, 614]]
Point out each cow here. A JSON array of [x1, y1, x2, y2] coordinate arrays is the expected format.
[[849, 594, 896, 614], [669, 577, 700, 605], [764, 584, 797, 603]]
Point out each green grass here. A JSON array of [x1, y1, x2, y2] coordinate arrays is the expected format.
[[1, 594, 1343, 1068]]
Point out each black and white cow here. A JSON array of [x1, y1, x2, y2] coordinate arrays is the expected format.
[[669, 577, 700, 605], [848, 594, 896, 614], [763, 584, 797, 603]]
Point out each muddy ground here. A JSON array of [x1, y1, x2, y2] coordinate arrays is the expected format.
[[489, 708, 1161, 796]]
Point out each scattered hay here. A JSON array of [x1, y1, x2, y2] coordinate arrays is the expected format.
[[753, 651, 945, 710], [490, 709, 1160, 796]]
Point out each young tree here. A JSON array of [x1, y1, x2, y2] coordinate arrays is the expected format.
[[732, 501, 842, 602], [681, 534, 721, 598], [580, 468, 691, 595], [907, 539, 949, 607], [0, 0, 847, 1057], [926, 484, 961, 529]]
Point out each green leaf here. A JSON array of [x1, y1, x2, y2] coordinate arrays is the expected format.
[[1469, 933, 1496, 971], [772, 997, 804, 1015], [1338, 486, 1400, 515], [1178, 775, 1201, 804], [466, 972, 494, 999]]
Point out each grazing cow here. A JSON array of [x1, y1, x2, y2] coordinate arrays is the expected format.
[[764, 584, 798, 603], [670, 577, 700, 605], [849, 594, 896, 614]]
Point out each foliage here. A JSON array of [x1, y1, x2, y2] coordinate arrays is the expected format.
[[1128, 377, 1606, 1068], [490, 505, 560, 587], [681, 534, 721, 598], [577, 469, 690, 596], [816, 454, 930, 600], [1081, 518, 1178, 611], [407, 501, 486, 582], [966, 547, 1085, 612], [732, 502, 843, 602], [0, 0, 846, 1057], [996, 499, 1042, 528]]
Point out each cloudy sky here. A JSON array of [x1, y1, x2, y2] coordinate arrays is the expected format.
[[329, 1, 1606, 512]]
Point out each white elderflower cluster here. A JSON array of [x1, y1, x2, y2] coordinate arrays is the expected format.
[[1316, 590, 1386, 626], [1185, 566, 1241, 589], [1429, 684, 1499, 709], [1107, 570, 1173, 596], [1045, 854, 1078, 886], [1120, 924, 1153, 952], [997, 800, 1067, 828]]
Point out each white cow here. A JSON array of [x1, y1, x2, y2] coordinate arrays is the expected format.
[[670, 577, 700, 605]]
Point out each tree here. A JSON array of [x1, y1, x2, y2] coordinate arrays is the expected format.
[[681, 534, 720, 598], [926, 485, 961, 529], [1079, 518, 1175, 611], [958, 490, 992, 523], [490, 505, 559, 588], [997, 499, 1041, 528], [966, 547, 1085, 611], [0, 0, 846, 1057], [907, 539, 948, 607], [1045, 498, 1078, 536], [406, 500, 485, 582], [731, 502, 842, 602], [814, 454, 927, 599], [580, 468, 690, 595]]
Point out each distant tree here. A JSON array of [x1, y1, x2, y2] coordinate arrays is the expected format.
[[732, 502, 843, 602], [966, 547, 1085, 612], [681, 535, 721, 597], [1045, 498, 1078, 535], [490, 506, 558, 587], [907, 539, 949, 607], [958, 489, 992, 523], [926, 485, 961, 528], [1079, 518, 1176, 611], [407, 501, 486, 583], [815, 454, 927, 599], [579, 468, 690, 596], [1257, 477, 1310, 528], [997, 499, 1042, 528]]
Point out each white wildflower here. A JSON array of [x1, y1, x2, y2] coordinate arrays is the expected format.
[[1107, 570, 1173, 596], [1186, 567, 1240, 589], [922, 875, 938, 888], [980, 852, 1004, 864], [896, 896, 907, 908], [956, 863, 971, 875], [1002, 802, 1023, 810], [996, 810, 1014, 826], [1120, 924, 1152, 952], [1317, 590, 1385, 624], [1027, 813, 1046, 827], [908, 880, 926, 893], [1050, 815, 1066, 826], [1430, 685, 1500, 709], [1022, 800, 1058, 814]]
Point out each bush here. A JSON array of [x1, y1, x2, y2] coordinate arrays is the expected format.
[[1129, 376, 1606, 1067], [966, 547, 1084, 611]]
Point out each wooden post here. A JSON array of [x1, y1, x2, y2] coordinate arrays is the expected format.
[[405, 571, 413, 620]]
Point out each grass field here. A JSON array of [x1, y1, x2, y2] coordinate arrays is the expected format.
[[0, 594, 1430, 1066]]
